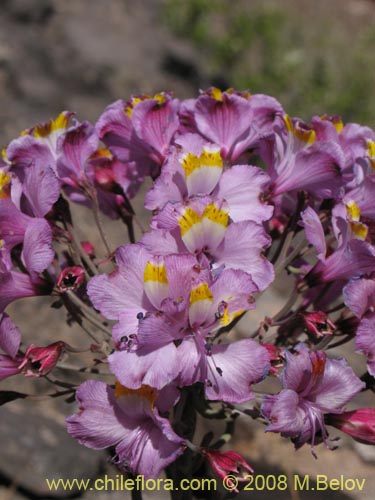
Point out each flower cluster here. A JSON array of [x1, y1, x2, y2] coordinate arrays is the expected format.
[[0, 88, 374, 489]]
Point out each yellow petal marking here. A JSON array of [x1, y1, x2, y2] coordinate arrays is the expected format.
[[181, 152, 201, 177], [320, 115, 344, 133], [350, 221, 368, 240], [33, 111, 70, 138], [153, 93, 167, 105], [200, 149, 223, 168], [283, 114, 315, 144], [209, 87, 223, 101], [143, 262, 168, 284], [345, 200, 361, 221], [90, 147, 112, 160], [190, 283, 213, 304], [202, 203, 228, 227], [115, 381, 157, 405], [332, 118, 344, 133], [367, 140, 375, 169], [220, 307, 244, 327], [178, 207, 202, 237], [0, 171, 11, 199], [181, 149, 223, 178], [125, 94, 166, 117]]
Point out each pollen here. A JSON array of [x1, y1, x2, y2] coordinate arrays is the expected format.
[[144, 262, 168, 284], [190, 283, 213, 304]]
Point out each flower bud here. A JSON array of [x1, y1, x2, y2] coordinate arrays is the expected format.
[[56, 266, 85, 292], [19, 341, 66, 377], [202, 449, 253, 492], [81, 241, 96, 258], [301, 310, 336, 337], [263, 343, 283, 374], [326, 409, 375, 444]]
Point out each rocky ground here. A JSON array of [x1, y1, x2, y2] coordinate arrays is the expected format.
[[0, 1, 374, 499]]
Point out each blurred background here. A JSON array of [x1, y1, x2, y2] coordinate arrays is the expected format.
[[0, 1, 374, 499]]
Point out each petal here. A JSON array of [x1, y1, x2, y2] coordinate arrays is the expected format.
[[343, 278, 375, 318], [262, 389, 305, 436], [355, 316, 375, 377], [115, 394, 185, 478], [205, 339, 270, 403], [21, 218, 54, 275], [0, 313, 21, 358], [312, 357, 365, 410], [87, 244, 152, 319], [215, 165, 273, 223], [22, 164, 60, 217], [66, 381, 127, 449], [281, 347, 313, 392], [176, 338, 207, 386], [300, 207, 326, 261], [109, 343, 180, 390], [0, 355, 22, 380], [194, 92, 252, 160], [7, 134, 56, 173], [0, 198, 30, 249], [132, 96, 180, 160], [137, 312, 183, 348], [57, 122, 98, 186], [213, 221, 274, 291]]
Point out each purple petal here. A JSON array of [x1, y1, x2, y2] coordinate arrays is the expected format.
[[176, 338, 207, 386], [313, 239, 375, 284], [215, 165, 273, 223], [262, 389, 305, 436], [22, 164, 60, 217], [300, 207, 326, 261], [21, 218, 54, 275], [311, 357, 365, 410], [0, 355, 22, 380], [57, 122, 98, 187], [7, 134, 56, 173], [0, 313, 21, 358], [0, 198, 30, 249], [356, 316, 375, 377], [343, 278, 375, 318], [66, 380, 132, 449], [137, 312, 183, 348], [194, 92, 253, 161], [114, 393, 185, 478], [87, 244, 151, 319], [273, 141, 344, 197], [214, 221, 274, 291], [205, 339, 270, 403], [109, 343, 180, 390], [132, 97, 180, 161]]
